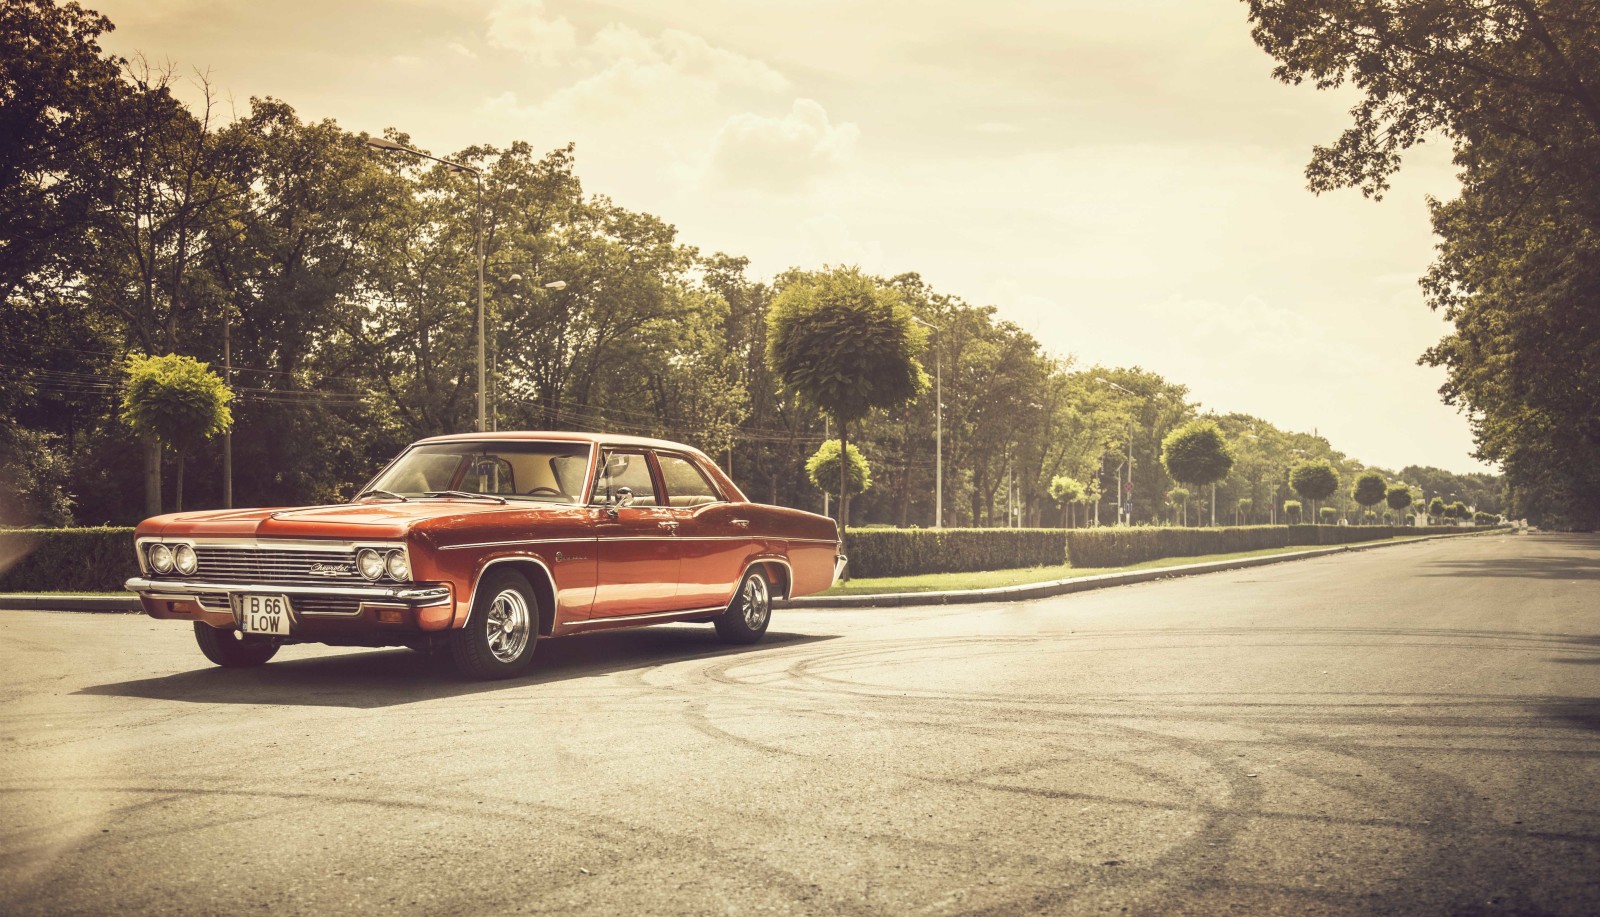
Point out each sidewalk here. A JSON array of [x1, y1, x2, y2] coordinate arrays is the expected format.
[[1, 529, 1508, 614]]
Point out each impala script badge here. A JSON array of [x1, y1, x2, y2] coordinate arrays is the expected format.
[[308, 563, 354, 577]]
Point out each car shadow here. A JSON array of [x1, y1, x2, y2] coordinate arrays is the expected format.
[[76, 626, 837, 710]]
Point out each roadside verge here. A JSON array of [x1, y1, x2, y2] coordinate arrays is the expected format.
[[782, 528, 1509, 609]]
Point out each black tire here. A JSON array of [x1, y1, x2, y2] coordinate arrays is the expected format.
[[450, 569, 539, 680], [714, 568, 772, 645], [193, 623, 279, 667]]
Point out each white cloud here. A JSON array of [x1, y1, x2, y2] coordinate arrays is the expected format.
[[707, 99, 860, 192], [486, 0, 577, 65]]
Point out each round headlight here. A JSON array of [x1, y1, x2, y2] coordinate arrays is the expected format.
[[356, 548, 384, 581], [148, 543, 174, 574], [173, 543, 198, 576], [385, 550, 410, 581]]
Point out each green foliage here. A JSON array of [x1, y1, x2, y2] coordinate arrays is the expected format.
[[1283, 499, 1302, 521], [1290, 460, 1339, 503], [806, 440, 871, 497], [767, 267, 926, 428], [1352, 471, 1387, 509], [120, 354, 234, 454], [0, 527, 135, 592], [0, 427, 73, 526], [1429, 497, 1446, 518], [1161, 419, 1234, 487], [846, 528, 1066, 578], [1067, 525, 1288, 567], [1048, 476, 1086, 505], [1319, 506, 1339, 523], [1386, 484, 1413, 511], [1249, 0, 1600, 528]]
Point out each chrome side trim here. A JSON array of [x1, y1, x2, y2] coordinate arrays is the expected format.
[[135, 536, 407, 553], [787, 537, 843, 546], [565, 604, 725, 630], [462, 555, 560, 633], [440, 537, 596, 551]]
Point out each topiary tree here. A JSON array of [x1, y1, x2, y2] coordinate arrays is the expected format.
[[1284, 499, 1302, 523], [1236, 498, 1252, 526], [1160, 419, 1234, 526], [1290, 460, 1339, 520], [1386, 484, 1413, 518], [768, 267, 925, 560], [1319, 506, 1339, 524], [805, 440, 870, 500], [1167, 487, 1191, 526], [1429, 496, 1446, 523], [1352, 471, 1387, 523], [120, 353, 234, 514], [1450, 501, 1469, 522], [1048, 475, 1087, 528]]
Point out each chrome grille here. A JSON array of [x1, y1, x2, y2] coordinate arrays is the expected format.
[[294, 596, 364, 616], [192, 546, 364, 587]]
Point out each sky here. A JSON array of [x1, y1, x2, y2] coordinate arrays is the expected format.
[[90, 0, 1491, 474]]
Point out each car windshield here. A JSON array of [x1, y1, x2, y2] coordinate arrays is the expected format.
[[361, 442, 592, 504]]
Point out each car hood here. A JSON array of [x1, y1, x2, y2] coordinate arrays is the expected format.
[[140, 500, 530, 541]]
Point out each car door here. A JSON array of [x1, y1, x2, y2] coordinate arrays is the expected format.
[[656, 451, 751, 609], [588, 448, 687, 618]]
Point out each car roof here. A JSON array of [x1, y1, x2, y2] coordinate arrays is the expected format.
[[414, 430, 704, 454]]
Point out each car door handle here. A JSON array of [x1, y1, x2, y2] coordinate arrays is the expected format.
[[730, 519, 750, 528]]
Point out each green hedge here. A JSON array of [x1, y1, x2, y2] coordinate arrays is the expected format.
[[845, 527, 1067, 578], [0, 527, 137, 593]]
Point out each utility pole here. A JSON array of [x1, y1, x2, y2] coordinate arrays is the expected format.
[[222, 313, 232, 509]]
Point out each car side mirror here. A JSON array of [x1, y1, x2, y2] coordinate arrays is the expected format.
[[605, 486, 634, 518]]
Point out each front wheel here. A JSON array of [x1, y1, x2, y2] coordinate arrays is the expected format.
[[450, 569, 539, 680], [714, 569, 771, 645], [194, 623, 279, 667]]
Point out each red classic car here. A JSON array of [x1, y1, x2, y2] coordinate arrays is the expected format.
[[124, 432, 846, 679]]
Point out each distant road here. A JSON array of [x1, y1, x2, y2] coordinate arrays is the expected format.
[[2, 532, 1596, 915]]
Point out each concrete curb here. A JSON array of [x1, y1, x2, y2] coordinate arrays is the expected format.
[[780, 528, 1510, 609], [2, 529, 1509, 614]]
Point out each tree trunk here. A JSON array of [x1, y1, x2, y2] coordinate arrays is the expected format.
[[1210, 482, 1216, 527], [175, 452, 186, 513], [143, 439, 162, 517]]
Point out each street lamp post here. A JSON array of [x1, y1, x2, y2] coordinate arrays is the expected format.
[[1096, 378, 1137, 526], [363, 137, 488, 431], [911, 316, 943, 528]]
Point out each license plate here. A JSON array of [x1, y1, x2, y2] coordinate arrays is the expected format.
[[235, 594, 292, 635]]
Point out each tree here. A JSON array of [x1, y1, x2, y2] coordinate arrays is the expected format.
[[1319, 506, 1339, 524], [1162, 419, 1234, 526], [1386, 484, 1413, 519], [1352, 471, 1387, 523], [768, 267, 926, 553], [120, 353, 233, 514], [1429, 496, 1447, 522], [1290, 460, 1339, 519], [805, 440, 870, 500], [1247, 0, 1600, 528], [1048, 475, 1086, 528], [1284, 499, 1302, 522], [1167, 487, 1191, 526], [1236, 498, 1252, 526]]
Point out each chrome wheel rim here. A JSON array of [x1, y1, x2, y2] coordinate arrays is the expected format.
[[739, 574, 770, 630], [485, 588, 531, 663]]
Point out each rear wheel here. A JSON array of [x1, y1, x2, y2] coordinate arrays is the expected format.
[[193, 623, 279, 667], [450, 569, 539, 680], [714, 569, 771, 645]]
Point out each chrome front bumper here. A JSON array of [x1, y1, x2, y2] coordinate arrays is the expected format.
[[832, 553, 849, 587], [124, 577, 451, 605]]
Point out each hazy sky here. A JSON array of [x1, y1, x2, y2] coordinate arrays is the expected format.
[[91, 0, 1489, 474]]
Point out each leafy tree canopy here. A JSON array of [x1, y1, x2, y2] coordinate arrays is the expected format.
[[1386, 484, 1414, 511], [1160, 419, 1234, 487], [1290, 459, 1339, 502], [1353, 471, 1387, 508], [120, 353, 233, 454], [805, 439, 870, 497]]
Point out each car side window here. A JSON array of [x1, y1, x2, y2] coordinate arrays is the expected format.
[[657, 453, 722, 507], [590, 450, 658, 506]]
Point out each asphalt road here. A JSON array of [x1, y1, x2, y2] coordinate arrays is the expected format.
[[1, 532, 1596, 916]]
